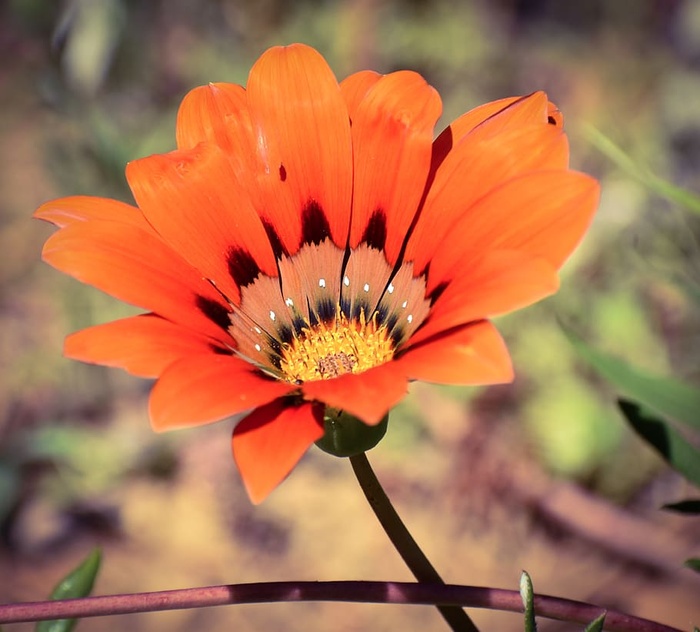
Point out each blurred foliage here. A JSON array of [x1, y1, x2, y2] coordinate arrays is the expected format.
[[1, 0, 699, 629]]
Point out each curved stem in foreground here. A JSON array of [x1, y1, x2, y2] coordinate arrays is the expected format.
[[350, 452, 479, 632], [0, 581, 684, 632]]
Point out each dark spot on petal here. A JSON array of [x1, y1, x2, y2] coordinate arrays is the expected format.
[[429, 281, 448, 304], [361, 208, 387, 251], [350, 298, 371, 321], [301, 199, 331, 246], [390, 325, 405, 347], [262, 219, 287, 259], [226, 247, 261, 288], [276, 324, 294, 345], [279, 164, 287, 181], [291, 315, 307, 336], [315, 297, 336, 323], [209, 344, 230, 355], [195, 295, 231, 331], [547, 115, 557, 125]]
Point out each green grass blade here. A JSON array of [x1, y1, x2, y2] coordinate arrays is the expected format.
[[583, 612, 606, 632], [520, 570, 537, 632], [618, 400, 700, 487]]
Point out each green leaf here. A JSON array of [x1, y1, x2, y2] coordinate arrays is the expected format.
[[36, 548, 102, 632], [519, 570, 537, 632], [618, 400, 700, 487], [684, 558, 700, 573], [662, 499, 700, 514], [583, 612, 606, 632], [584, 125, 700, 216], [566, 329, 700, 431]]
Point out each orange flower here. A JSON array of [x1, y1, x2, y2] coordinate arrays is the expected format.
[[36, 44, 599, 503]]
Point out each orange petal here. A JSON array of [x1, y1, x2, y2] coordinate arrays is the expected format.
[[41, 220, 232, 343], [232, 399, 324, 504], [339, 70, 382, 117], [346, 71, 442, 264], [397, 320, 513, 385], [149, 355, 295, 431], [409, 251, 559, 347], [407, 119, 569, 274], [34, 196, 149, 230], [127, 142, 277, 305], [427, 170, 600, 290], [302, 363, 409, 425], [64, 314, 222, 378], [176, 82, 251, 152], [245, 43, 353, 253]]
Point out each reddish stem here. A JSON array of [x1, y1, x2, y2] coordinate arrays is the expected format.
[[0, 581, 684, 632]]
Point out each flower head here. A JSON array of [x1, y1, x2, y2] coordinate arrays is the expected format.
[[36, 44, 599, 503]]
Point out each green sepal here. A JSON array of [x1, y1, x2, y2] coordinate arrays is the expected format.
[[36, 548, 102, 632], [315, 409, 389, 457], [583, 612, 606, 632]]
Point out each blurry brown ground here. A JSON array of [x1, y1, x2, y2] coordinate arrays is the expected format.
[[1, 1, 699, 630]]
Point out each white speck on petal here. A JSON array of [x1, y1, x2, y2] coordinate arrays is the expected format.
[[343, 275, 350, 287], [269, 310, 276, 321], [319, 278, 326, 288], [254, 344, 262, 351], [401, 300, 408, 309], [388, 283, 395, 294], [363, 283, 370, 292], [254, 326, 262, 334], [407, 314, 413, 324], [285, 297, 294, 307]]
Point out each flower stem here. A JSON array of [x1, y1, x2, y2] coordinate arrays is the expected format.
[[349, 451, 479, 632], [0, 581, 684, 631]]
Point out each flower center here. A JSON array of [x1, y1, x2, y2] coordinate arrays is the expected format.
[[279, 311, 395, 383]]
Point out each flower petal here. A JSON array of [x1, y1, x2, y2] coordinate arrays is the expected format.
[[397, 320, 513, 385], [41, 220, 232, 342], [346, 70, 442, 264], [407, 117, 569, 274], [246, 43, 353, 253], [149, 355, 295, 431], [64, 314, 223, 377], [302, 363, 409, 425], [426, 170, 600, 290], [127, 142, 277, 305], [34, 196, 149, 230], [409, 251, 559, 347], [176, 82, 251, 152], [232, 399, 324, 504], [339, 70, 382, 116]]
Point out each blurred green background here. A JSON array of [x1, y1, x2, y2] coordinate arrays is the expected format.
[[1, 0, 699, 630]]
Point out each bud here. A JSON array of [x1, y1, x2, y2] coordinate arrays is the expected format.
[[315, 408, 389, 457]]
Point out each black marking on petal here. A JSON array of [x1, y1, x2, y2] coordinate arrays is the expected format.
[[390, 325, 405, 348], [276, 324, 294, 345], [267, 354, 282, 370], [262, 219, 287, 259], [351, 298, 371, 321], [547, 115, 557, 125], [226, 247, 261, 288], [293, 315, 306, 333], [429, 281, 448, 305], [361, 208, 388, 251], [339, 294, 352, 319], [301, 199, 331, 246], [209, 344, 230, 355], [279, 164, 287, 181], [316, 297, 336, 324], [195, 295, 231, 331]]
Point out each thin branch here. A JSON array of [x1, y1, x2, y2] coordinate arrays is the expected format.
[[350, 452, 479, 631], [0, 580, 684, 632]]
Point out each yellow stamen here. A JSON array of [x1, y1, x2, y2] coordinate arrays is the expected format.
[[279, 310, 394, 383]]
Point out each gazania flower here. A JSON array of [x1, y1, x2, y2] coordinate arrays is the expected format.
[[36, 44, 599, 503]]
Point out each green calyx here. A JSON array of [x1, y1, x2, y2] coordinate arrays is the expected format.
[[315, 409, 389, 457]]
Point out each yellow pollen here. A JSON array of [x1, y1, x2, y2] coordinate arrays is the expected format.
[[279, 311, 395, 382]]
